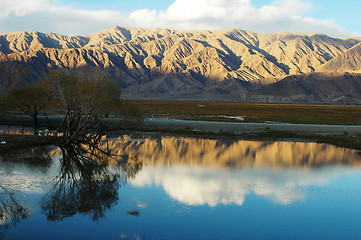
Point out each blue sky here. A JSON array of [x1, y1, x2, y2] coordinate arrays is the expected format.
[[0, 0, 359, 37]]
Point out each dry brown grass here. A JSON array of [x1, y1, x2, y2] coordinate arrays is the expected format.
[[127, 100, 361, 125]]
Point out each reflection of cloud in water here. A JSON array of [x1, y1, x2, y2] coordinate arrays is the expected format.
[[0, 172, 50, 195], [132, 166, 347, 206], [104, 136, 361, 206], [0, 155, 61, 195], [120, 233, 142, 240], [3, 136, 361, 208]]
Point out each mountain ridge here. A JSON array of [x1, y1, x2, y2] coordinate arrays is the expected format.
[[0, 26, 360, 102]]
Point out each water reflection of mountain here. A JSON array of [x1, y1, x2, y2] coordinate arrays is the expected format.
[[3, 135, 361, 217], [96, 135, 361, 207], [100, 135, 361, 168]]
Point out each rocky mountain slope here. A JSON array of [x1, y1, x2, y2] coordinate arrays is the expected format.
[[319, 42, 361, 73], [0, 26, 360, 102], [246, 72, 361, 104]]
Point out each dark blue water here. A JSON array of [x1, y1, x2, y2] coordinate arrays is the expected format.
[[1, 136, 361, 240]]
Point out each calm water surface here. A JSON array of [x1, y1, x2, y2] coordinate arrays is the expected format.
[[1, 135, 361, 240]]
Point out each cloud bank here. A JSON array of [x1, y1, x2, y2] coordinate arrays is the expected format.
[[128, 0, 352, 36], [0, 0, 125, 35], [0, 0, 357, 37]]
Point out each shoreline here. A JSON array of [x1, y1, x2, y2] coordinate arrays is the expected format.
[[1, 118, 361, 154], [2, 115, 361, 135], [140, 119, 361, 136]]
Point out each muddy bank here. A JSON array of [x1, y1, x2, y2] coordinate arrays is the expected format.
[[140, 119, 361, 136], [1, 116, 361, 136]]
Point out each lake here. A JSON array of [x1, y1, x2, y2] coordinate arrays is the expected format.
[[1, 134, 361, 239]]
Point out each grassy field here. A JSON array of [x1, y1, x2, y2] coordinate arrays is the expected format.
[[128, 100, 361, 125]]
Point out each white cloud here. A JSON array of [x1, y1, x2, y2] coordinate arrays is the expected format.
[[127, 0, 311, 27], [0, 0, 126, 35], [127, 0, 355, 37], [0, 0, 358, 37], [0, 0, 49, 18]]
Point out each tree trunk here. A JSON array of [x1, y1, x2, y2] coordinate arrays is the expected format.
[[33, 112, 38, 135], [44, 111, 51, 128], [21, 113, 24, 135]]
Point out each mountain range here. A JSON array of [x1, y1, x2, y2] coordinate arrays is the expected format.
[[1, 26, 361, 103]]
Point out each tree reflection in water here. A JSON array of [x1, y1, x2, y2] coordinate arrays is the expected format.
[[1, 147, 52, 230], [41, 136, 143, 221], [0, 186, 30, 230]]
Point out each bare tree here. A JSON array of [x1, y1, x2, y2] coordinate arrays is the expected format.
[[78, 68, 122, 118], [6, 82, 50, 134], [48, 70, 121, 146]]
